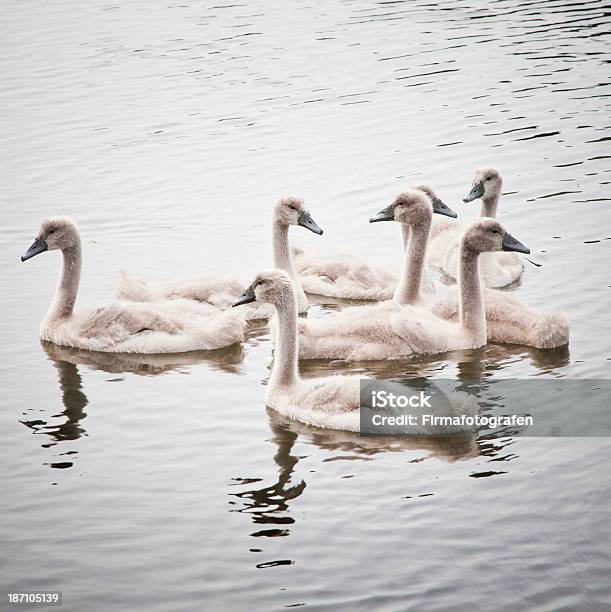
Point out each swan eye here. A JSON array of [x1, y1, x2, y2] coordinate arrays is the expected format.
[[48, 228, 55, 234], [491, 229, 499, 234], [485, 176, 492, 181], [288, 205, 298, 211]]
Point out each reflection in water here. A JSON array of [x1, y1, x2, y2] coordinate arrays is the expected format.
[[40, 339, 247, 377], [3, 0, 608, 605], [229, 418, 304, 541], [297, 341, 570, 381], [20, 339, 250, 470], [527, 345, 571, 372], [229, 371, 563, 534], [229, 408, 483, 567], [268, 410, 482, 463], [242, 336, 571, 505], [20, 351, 89, 470]]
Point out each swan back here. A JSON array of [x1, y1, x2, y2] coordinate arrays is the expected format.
[[22, 216, 247, 353]]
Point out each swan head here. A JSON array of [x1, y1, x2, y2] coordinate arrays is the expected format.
[[416, 185, 458, 218], [274, 196, 323, 235], [21, 217, 80, 262], [370, 189, 436, 226], [462, 217, 530, 255], [463, 167, 502, 202], [232, 270, 293, 308]]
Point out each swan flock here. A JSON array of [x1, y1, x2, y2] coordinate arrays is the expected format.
[[21, 167, 569, 432]]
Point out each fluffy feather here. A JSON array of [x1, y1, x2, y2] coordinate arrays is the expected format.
[[294, 249, 401, 300], [364, 187, 568, 349], [428, 223, 524, 287], [116, 196, 322, 317], [427, 167, 524, 288], [236, 269, 480, 433], [295, 219, 525, 360], [116, 270, 272, 320], [42, 300, 245, 353], [432, 287, 569, 349], [296, 300, 468, 360], [22, 218, 246, 353], [293, 185, 449, 301], [266, 375, 362, 431]]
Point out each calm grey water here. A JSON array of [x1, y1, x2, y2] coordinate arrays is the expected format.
[[1, 0, 610, 610]]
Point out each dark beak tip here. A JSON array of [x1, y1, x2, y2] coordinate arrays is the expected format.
[[502, 235, 530, 255], [232, 286, 257, 307], [462, 197, 469, 203], [21, 238, 47, 261]]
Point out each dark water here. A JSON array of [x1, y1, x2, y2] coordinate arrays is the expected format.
[[1, 0, 610, 610]]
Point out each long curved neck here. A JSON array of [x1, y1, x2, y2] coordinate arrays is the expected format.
[[401, 224, 410, 251], [270, 290, 299, 389], [272, 220, 297, 281], [46, 242, 81, 321], [393, 218, 431, 305], [480, 191, 500, 218], [458, 245, 486, 346]]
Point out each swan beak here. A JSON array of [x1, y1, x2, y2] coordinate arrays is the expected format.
[[432, 197, 458, 218], [21, 238, 48, 262], [502, 233, 530, 254], [298, 211, 323, 235], [232, 285, 256, 307], [463, 181, 485, 203], [369, 205, 395, 223]]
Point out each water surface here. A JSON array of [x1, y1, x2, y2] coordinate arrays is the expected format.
[[1, 1, 610, 610]]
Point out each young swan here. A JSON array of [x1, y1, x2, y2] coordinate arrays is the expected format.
[[431, 286, 570, 349], [427, 168, 524, 288], [369, 189, 457, 305], [116, 196, 323, 319], [21, 217, 245, 353], [233, 270, 478, 432], [293, 186, 455, 301], [372, 192, 569, 348], [296, 218, 530, 360]]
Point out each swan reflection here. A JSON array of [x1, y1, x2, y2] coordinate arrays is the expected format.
[[296, 342, 570, 380], [229, 419, 304, 539], [20, 352, 89, 448], [229, 407, 482, 552], [229, 369, 550, 531], [40, 338, 246, 376], [20, 347, 90, 470], [267, 409, 481, 462], [20, 340, 248, 470]]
